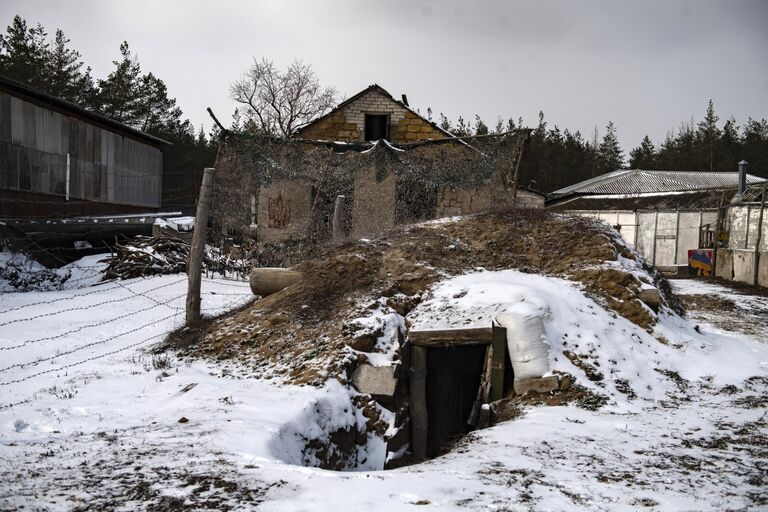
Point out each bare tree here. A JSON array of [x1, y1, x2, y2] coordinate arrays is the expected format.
[[230, 58, 337, 137]]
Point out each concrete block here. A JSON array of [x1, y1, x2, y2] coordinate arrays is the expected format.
[[715, 248, 734, 280], [351, 364, 397, 397], [733, 249, 755, 285], [759, 253, 768, 288], [514, 375, 559, 395]]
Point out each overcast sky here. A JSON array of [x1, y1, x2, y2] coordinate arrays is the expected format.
[[2, 0, 767, 157]]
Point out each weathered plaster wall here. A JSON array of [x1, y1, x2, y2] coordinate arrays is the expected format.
[[257, 179, 314, 242]]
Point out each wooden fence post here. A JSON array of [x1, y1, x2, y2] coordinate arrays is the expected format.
[[490, 324, 507, 402], [409, 345, 428, 463], [186, 167, 215, 325]]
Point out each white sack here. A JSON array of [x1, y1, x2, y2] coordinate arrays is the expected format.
[[496, 309, 550, 381]]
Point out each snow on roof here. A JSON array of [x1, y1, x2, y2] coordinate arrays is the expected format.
[[550, 169, 767, 199]]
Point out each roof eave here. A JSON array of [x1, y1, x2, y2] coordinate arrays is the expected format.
[[0, 74, 171, 147]]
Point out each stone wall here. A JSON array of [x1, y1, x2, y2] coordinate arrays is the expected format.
[[436, 185, 544, 217], [297, 89, 445, 143]]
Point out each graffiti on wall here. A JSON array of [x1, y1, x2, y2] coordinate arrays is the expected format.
[[268, 194, 291, 229], [688, 249, 713, 276]]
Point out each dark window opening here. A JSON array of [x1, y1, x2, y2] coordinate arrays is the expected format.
[[364, 114, 389, 141]]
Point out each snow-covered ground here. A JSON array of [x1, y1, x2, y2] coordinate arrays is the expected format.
[[1, 266, 766, 510], [671, 278, 768, 342]]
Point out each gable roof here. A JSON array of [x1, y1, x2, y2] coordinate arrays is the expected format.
[[0, 74, 170, 147], [549, 169, 766, 203], [293, 83, 458, 140]]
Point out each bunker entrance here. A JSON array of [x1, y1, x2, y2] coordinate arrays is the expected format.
[[408, 325, 510, 462], [425, 344, 486, 457]]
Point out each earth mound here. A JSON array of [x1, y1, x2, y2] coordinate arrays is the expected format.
[[166, 210, 677, 386]]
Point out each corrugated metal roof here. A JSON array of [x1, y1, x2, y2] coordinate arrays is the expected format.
[[550, 169, 766, 198], [0, 74, 170, 146]]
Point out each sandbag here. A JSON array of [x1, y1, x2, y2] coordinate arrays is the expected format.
[[495, 308, 550, 381]]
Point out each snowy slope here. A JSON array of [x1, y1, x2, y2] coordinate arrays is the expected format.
[[1, 267, 766, 510]]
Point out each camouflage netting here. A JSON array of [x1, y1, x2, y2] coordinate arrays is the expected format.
[[210, 133, 527, 253]]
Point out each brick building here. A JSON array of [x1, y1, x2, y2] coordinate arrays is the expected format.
[[211, 85, 543, 264], [294, 84, 449, 143]]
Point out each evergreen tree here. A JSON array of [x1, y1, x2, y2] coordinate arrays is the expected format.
[[97, 41, 142, 125], [718, 117, 741, 171], [438, 113, 451, 132], [135, 72, 190, 139], [629, 135, 656, 169], [474, 114, 489, 136], [97, 41, 192, 143], [697, 99, 721, 171], [675, 119, 697, 170], [0, 15, 49, 89], [494, 116, 504, 134], [450, 115, 471, 137], [597, 121, 624, 173], [741, 117, 768, 178], [47, 29, 97, 107]]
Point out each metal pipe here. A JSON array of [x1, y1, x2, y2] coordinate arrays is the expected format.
[[738, 160, 748, 196]]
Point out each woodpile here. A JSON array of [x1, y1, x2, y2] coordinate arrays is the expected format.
[[102, 234, 193, 280]]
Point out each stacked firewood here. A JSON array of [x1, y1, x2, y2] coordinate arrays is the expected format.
[[101, 235, 192, 280]]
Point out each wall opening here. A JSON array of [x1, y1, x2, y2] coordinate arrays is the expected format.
[[407, 325, 510, 463], [364, 114, 389, 141], [425, 344, 486, 457]]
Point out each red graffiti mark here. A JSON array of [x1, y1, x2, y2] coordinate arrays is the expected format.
[[268, 194, 291, 228]]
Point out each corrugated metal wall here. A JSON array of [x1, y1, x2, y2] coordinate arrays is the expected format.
[[569, 209, 719, 266], [0, 91, 161, 208], [725, 205, 768, 251]]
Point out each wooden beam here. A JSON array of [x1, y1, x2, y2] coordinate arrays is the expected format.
[[408, 327, 494, 346], [409, 345, 428, 463], [490, 324, 507, 402], [186, 167, 214, 325]]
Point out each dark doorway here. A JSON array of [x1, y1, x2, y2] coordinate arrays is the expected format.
[[364, 114, 389, 141], [425, 344, 487, 457]]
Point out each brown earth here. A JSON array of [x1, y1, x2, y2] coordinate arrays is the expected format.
[[166, 210, 678, 385]]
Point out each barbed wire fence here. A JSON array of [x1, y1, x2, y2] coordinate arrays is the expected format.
[[0, 264, 252, 411], [0, 170, 257, 411]]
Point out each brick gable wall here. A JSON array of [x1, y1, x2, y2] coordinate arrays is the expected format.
[[297, 90, 445, 143]]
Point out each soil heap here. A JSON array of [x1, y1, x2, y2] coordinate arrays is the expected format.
[[167, 210, 678, 385]]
